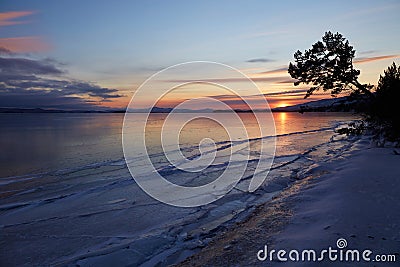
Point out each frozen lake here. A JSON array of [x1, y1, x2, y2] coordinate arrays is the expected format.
[[0, 112, 358, 266]]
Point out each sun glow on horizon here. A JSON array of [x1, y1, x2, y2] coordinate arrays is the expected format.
[[276, 102, 289, 108]]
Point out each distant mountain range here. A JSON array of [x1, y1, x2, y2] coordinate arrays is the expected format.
[[0, 107, 214, 113], [0, 96, 359, 113], [0, 108, 113, 113]]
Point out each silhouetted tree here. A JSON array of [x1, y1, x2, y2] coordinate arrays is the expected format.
[[376, 62, 400, 103], [288, 31, 374, 98], [368, 62, 400, 140]]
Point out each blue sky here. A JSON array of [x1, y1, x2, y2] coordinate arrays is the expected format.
[[0, 0, 399, 109]]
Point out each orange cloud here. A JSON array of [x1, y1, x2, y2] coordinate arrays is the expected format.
[[0, 11, 35, 26], [0, 36, 50, 53], [0, 11, 48, 53], [354, 54, 399, 64], [162, 76, 290, 84], [254, 66, 288, 76]]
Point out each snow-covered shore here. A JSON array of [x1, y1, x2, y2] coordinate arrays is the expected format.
[[178, 138, 400, 266]]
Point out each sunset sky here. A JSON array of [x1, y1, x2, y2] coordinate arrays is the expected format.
[[0, 0, 399, 110]]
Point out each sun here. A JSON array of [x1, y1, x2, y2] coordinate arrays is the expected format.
[[276, 102, 289, 108]]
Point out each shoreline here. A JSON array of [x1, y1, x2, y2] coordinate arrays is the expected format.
[[177, 138, 400, 266]]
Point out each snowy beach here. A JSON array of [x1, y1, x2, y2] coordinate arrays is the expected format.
[[178, 138, 400, 266]]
